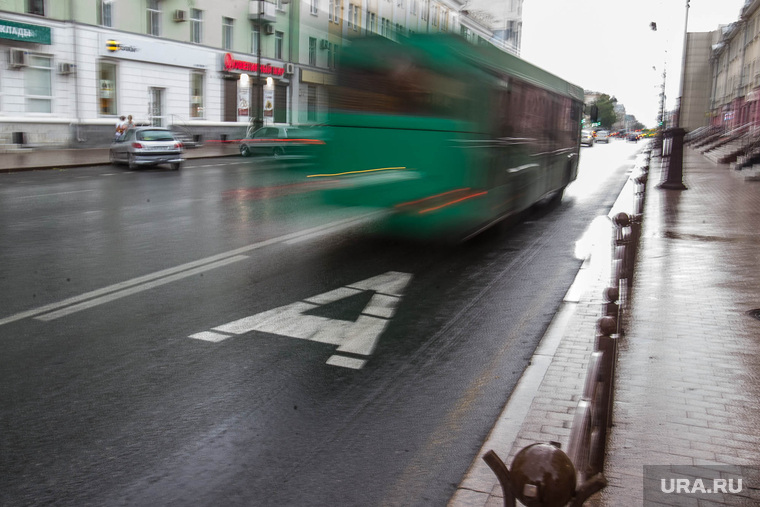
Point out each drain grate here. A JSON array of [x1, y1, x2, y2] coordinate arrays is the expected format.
[[747, 309, 760, 321]]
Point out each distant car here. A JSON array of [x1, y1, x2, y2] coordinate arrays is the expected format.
[[595, 130, 610, 143], [240, 125, 302, 158], [581, 129, 594, 146], [110, 127, 183, 170], [627, 132, 640, 142]]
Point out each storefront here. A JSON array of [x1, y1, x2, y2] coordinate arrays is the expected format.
[[220, 52, 291, 126], [0, 17, 55, 146]]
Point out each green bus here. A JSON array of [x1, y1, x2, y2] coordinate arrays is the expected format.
[[307, 34, 584, 240]]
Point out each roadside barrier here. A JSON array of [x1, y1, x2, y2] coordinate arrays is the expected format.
[[483, 147, 652, 506]]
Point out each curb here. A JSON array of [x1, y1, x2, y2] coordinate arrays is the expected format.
[[449, 146, 647, 506]]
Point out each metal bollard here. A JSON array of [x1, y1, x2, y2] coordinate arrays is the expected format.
[[602, 286, 621, 337], [594, 316, 618, 433], [483, 443, 607, 507]]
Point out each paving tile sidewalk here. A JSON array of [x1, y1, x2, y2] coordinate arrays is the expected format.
[[590, 146, 760, 505], [450, 146, 760, 506]]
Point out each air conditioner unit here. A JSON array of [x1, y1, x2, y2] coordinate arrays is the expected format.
[[173, 9, 187, 22], [285, 63, 294, 74], [10, 48, 27, 68], [320, 39, 330, 50], [58, 62, 76, 75], [264, 24, 275, 35]]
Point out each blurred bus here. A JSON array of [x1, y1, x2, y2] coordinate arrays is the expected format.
[[307, 34, 584, 240]]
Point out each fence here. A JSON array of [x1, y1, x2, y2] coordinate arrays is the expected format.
[[482, 147, 652, 507]]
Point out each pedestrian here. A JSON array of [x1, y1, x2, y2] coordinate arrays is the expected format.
[[115, 115, 127, 140], [126, 115, 135, 130]]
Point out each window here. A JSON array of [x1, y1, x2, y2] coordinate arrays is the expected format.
[[421, 0, 428, 21], [222, 17, 234, 50], [26, 0, 45, 16], [431, 5, 438, 26], [367, 12, 376, 33], [329, 0, 334, 21], [99, 62, 118, 115], [441, 9, 447, 31], [381, 17, 391, 38], [99, 0, 112, 27], [190, 9, 202, 43], [410, 0, 417, 15], [326, 42, 334, 69], [333, 0, 341, 23], [275, 31, 283, 59], [395, 23, 404, 38], [310, 0, 319, 15], [191, 73, 204, 118], [309, 37, 317, 66], [251, 27, 260, 54], [26, 54, 52, 113], [147, 0, 161, 36], [276, 0, 284, 10], [348, 4, 355, 29]]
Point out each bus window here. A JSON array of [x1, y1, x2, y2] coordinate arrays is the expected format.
[[331, 59, 468, 118]]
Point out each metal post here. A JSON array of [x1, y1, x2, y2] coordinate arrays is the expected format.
[[255, 2, 264, 131]]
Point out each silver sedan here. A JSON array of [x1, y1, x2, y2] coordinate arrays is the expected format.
[[110, 127, 184, 170]]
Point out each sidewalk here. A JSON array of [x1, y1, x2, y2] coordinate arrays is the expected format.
[[0, 141, 240, 172], [451, 146, 760, 505]]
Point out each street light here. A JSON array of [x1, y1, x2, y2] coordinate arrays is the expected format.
[[676, 0, 690, 128]]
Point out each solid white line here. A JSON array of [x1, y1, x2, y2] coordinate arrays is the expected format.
[[7, 190, 96, 199], [35, 255, 249, 321], [0, 214, 375, 327]]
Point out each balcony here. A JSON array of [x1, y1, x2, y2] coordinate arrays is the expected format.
[[249, 0, 277, 23]]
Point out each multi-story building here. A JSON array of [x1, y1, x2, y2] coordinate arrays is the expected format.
[[697, 0, 760, 130], [0, 0, 507, 148]]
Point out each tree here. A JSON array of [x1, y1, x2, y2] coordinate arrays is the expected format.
[[590, 94, 618, 130]]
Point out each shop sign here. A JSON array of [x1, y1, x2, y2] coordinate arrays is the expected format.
[[0, 18, 51, 44], [223, 53, 284, 77], [99, 33, 208, 69]]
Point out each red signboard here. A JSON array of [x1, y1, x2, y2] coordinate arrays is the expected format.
[[223, 53, 285, 77]]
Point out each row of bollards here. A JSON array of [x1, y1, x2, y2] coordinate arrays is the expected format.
[[483, 148, 652, 507]]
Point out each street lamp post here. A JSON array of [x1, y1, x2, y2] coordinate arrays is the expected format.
[[255, 1, 264, 131], [676, 0, 690, 129]]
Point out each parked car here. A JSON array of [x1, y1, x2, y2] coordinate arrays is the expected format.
[[581, 129, 594, 146], [240, 125, 304, 158], [595, 130, 610, 143], [626, 132, 640, 142], [109, 127, 184, 170]]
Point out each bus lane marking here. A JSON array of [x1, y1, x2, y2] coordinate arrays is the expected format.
[[188, 271, 413, 370]]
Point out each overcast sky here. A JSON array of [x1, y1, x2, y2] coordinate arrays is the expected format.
[[516, 0, 747, 127]]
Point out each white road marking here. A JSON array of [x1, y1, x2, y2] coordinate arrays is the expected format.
[[0, 213, 379, 327], [190, 271, 413, 369], [326, 355, 366, 369], [189, 331, 233, 343], [6, 190, 96, 199], [35, 255, 249, 321]]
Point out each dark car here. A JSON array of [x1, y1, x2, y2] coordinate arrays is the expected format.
[[240, 125, 300, 157], [110, 127, 184, 170]]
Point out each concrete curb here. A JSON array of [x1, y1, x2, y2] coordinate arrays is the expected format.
[[449, 146, 647, 506]]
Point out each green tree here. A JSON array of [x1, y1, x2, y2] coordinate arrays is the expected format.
[[590, 94, 618, 130]]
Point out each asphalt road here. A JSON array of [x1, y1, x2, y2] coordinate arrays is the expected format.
[[0, 141, 642, 506]]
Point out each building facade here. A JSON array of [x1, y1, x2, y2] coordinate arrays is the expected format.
[[1, 0, 508, 149], [700, 0, 760, 130]]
